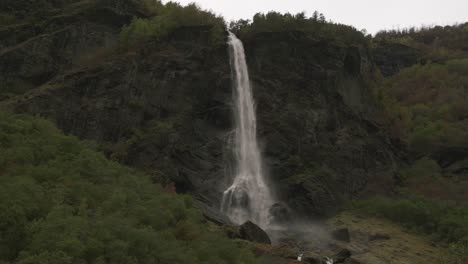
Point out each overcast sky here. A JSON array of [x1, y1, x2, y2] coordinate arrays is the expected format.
[[163, 0, 468, 34]]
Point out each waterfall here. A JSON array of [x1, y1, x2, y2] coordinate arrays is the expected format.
[[221, 32, 274, 228]]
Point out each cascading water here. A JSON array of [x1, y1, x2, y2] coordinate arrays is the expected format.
[[221, 32, 274, 228]]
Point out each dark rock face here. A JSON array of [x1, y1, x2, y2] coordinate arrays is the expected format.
[[4, 15, 400, 219], [373, 41, 421, 76], [12, 34, 233, 214], [0, 1, 136, 96], [242, 31, 399, 217], [239, 221, 271, 244], [332, 228, 350, 242]]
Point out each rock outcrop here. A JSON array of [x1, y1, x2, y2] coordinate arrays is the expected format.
[[373, 41, 422, 76], [0, 0, 142, 98], [238, 221, 272, 244], [242, 31, 400, 216]]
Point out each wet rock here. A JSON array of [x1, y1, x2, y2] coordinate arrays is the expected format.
[[268, 203, 291, 224], [333, 248, 352, 263], [194, 199, 231, 225], [239, 221, 271, 244], [369, 233, 391, 241], [230, 187, 251, 208], [332, 228, 350, 242]]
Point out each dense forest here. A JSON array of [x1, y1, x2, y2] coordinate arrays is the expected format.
[[0, 111, 263, 263], [1, 0, 467, 263]]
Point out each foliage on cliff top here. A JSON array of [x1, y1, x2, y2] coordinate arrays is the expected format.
[[0, 111, 261, 264], [229, 11, 368, 45], [119, 1, 226, 46]]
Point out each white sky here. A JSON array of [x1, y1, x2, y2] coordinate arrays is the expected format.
[[163, 0, 468, 34]]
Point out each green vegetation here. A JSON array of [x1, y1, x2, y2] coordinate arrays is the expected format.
[[119, 1, 225, 46], [230, 11, 368, 45], [369, 29, 468, 259], [375, 23, 468, 62], [0, 111, 261, 264], [351, 196, 468, 243], [379, 59, 468, 156], [351, 195, 468, 263]]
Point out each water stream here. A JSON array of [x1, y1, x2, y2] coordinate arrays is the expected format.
[[221, 32, 274, 228]]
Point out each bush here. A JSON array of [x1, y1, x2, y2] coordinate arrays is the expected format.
[[0, 111, 261, 264]]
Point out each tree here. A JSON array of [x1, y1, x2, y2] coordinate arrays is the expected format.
[[319, 13, 326, 23], [312, 10, 319, 21]]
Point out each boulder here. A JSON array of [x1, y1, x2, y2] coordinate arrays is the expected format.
[[239, 221, 271, 244], [332, 228, 350, 242]]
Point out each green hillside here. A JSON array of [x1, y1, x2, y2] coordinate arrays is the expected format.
[[0, 111, 260, 264]]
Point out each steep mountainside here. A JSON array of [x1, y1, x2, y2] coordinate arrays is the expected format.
[[0, 2, 402, 220], [2, 1, 468, 263]]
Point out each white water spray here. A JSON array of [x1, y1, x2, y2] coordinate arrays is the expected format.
[[221, 32, 274, 228]]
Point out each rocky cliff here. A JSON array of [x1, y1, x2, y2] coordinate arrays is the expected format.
[[1, 5, 401, 221]]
